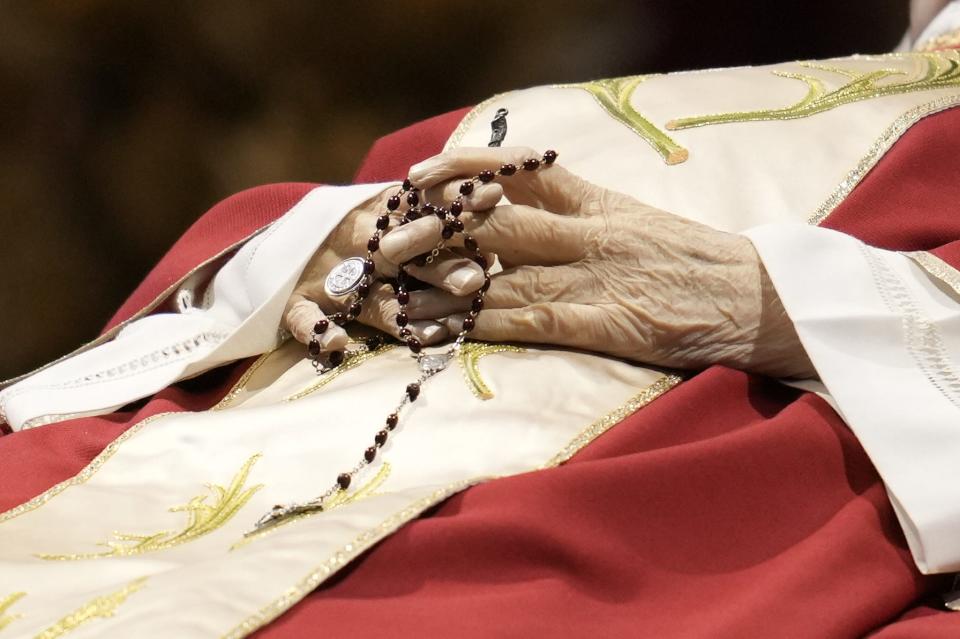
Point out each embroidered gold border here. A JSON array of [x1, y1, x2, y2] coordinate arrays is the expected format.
[[904, 251, 960, 298], [221, 372, 680, 638], [210, 352, 274, 411], [0, 412, 173, 525], [808, 94, 960, 225]]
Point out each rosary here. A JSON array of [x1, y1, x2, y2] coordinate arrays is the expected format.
[[250, 149, 558, 533]]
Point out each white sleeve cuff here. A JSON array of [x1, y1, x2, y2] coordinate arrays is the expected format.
[[0, 183, 389, 431], [745, 223, 960, 574]]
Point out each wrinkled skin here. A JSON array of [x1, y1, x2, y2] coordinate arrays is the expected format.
[[282, 179, 500, 351], [285, 146, 814, 379], [400, 147, 815, 379]]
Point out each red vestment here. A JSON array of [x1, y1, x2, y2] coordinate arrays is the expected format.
[[4, 103, 960, 637]]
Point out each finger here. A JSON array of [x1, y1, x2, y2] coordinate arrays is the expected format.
[[441, 302, 622, 353], [405, 253, 485, 296], [405, 264, 588, 319], [284, 297, 349, 350], [423, 182, 503, 211], [460, 205, 587, 266], [357, 284, 448, 345], [408, 147, 595, 215], [379, 215, 443, 265]]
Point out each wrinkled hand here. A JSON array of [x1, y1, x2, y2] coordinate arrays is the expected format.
[[283, 180, 503, 356], [395, 147, 814, 379]]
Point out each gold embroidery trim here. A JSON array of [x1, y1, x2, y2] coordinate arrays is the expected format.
[[34, 577, 147, 639], [37, 455, 263, 561], [0, 412, 174, 525], [541, 373, 683, 468], [231, 462, 393, 551], [284, 343, 397, 402], [561, 76, 689, 165], [0, 592, 25, 632], [808, 93, 960, 225], [457, 341, 525, 399], [210, 352, 273, 410], [904, 251, 960, 298], [667, 52, 960, 130], [222, 372, 680, 638]]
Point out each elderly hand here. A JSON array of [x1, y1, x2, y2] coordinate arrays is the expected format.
[[283, 180, 503, 356], [395, 147, 814, 379]]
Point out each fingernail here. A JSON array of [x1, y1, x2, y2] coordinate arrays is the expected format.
[[409, 321, 445, 342], [448, 267, 483, 293], [408, 157, 443, 184], [469, 183, 503, 201], [320, 325, 349, 349], [379, 227, 410, 255]]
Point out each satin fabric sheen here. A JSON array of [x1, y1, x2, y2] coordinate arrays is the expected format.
[[4, 105, 960, 636]]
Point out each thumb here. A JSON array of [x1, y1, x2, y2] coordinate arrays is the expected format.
[[284, 296, 349, 352], [408, 147, 595, 216]]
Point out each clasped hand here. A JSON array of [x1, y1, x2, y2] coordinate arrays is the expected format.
[[284, 147, 814, 379]]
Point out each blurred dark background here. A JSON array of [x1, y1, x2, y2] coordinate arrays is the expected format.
[[0, 1, 908, 380]]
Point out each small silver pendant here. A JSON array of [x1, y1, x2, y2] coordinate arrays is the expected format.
[[418, 353, 451, 374], [324, 257, 366, 299]]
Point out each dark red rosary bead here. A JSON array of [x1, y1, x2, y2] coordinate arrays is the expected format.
[[523, 158, 540, 171], [363, 259, 376, 274], [375, 430, 389, 447], [499, 163, 516, 176], [397, 290, 410, 304], [402, 178, 413, 191], [407, 191, 419, 206], [395, 311, 409, 327], [337, 473, 352, 489], [459, 181, 474, 195], [405, 208, 421, 221], [435, 206, 447, 219], [308, 339, 321, 357], [406, 383, 421, 401], [386, 413, 399, 429], [349, 301, 363, 317], [358, 281, 371, 297], [441, 224, 454, 240], [450, 200, 463, 216], [464, 236, 478, 252], [422, 203, 436, 217], [331, 312, 347, 325], [364, 447, 377, 462], [406, 337, 422, 353], [473, 254, 488, 269], [376, 215, 391, 230], [387, 195, 401, 211], [399, 327, 412, 338], [329, 350, 345, 366], [451, 218, 464, 232], [367, 236, 380, 252], [313, 319, 329, 334], [364, 336, 382, 350], [481, 276, 491, 292], [478, 169, 495, 183], [471, 296, 484, 312], [543, 149, 558, 164], [462, 317, 476, 331]]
